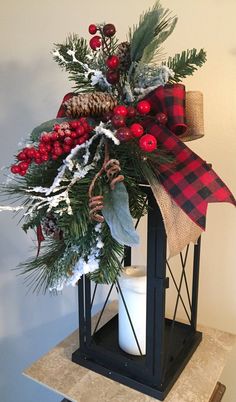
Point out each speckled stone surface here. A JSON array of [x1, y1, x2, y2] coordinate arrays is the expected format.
[[23, 303, 236, 402]]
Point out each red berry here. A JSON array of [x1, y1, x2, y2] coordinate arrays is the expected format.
[[69, 121, 79, 130], [127, 106, 137, 118], [10, 165, 21, 174], [64, 129, 71, 136], [39, 144, 47, 154], [113, 105, 128, 117], [18, 161, 30, 171], [19, 170, 27, 176], [106, 70, 120, 85], [60, 122, 70, 130], [17, 151, 27, 161], [76, 133, 89, 145], [34, 151, 41, 159], [64, 137, 73, 146], [80, 118, 90, 131], [53, 141, 61, 148], [106, 55, 120, 70], [88, 24, 97, 34], [54, 147, 63, 156], [45, 144, 52, 152], [63, 145, 72, 153], [116, 127, 133, 142], [41, 133, 51, 143], [103, 23, 116, 37], [41, 153, 49, 161], [89, 35, 102, 50], [111, 114, 126, 128], [137, 100, 151, 115], [156, 112, 168, 125], [58, 129, 65, 138], [34, 158, 42, 164], [139, 134, 157, 152], [53, 124, 61, 131], [26, 147, 36, 158], [51, 131, 59, 141], [76, 126, 85, 137], [51, 154, 58, 160], [130, 123, 144, 138], [70, 132, 77, 139]]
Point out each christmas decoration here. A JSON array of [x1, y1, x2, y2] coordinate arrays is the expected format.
[[63, 93, 117, 117], [88, 24, 97, 35], [106, 55, 120, 70], [136, 100, 151, 115], [139, 134, 157, 152], [130, 123, 144, 138], [1, 1, 235, 295]]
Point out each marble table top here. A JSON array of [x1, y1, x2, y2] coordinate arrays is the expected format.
[[23, 303, 236, 402]]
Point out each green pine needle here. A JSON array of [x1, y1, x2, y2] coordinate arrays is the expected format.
[[165, 48, 207, 82], [18, 239, 67, 294], [53, 34, 94, 93]]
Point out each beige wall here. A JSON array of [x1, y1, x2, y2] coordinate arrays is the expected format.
[[0, 1, 235, 401], [0, 0, 235, 373]]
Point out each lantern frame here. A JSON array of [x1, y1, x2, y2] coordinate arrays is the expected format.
[[72, 186, 202, 400]]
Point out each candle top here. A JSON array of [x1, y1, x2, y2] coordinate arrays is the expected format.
[[119, 266, 147, 293], [123, 266, 146, 278]]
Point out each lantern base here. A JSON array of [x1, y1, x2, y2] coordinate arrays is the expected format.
[[72, 315, 202, 400]]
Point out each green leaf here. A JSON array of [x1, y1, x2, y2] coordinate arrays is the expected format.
[[129, 1, 177, 64], [102, 182, 139, 247], [30, 118, 70, 142], [141, 14, 177, 64]]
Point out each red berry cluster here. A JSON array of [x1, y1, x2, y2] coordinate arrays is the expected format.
[[88, 23, 116, 50], [106, 55, 120, 85], [11, 119, 92, 176], [109, 101, 158, 153], [88, 23, 120, 85]]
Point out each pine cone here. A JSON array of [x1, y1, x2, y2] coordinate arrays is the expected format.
[[42, 213, 62, 239], [63, 92, 117, 118], [116, 42, 131, 71]]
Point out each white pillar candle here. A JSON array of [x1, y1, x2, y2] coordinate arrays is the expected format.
[[118, 265, 147, 355]]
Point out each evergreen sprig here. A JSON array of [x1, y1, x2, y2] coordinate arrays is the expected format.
[[53, 34, 94, 93], [165, 48, 207, 82], [89, 223, 124, 284], [18, 238, 67, 294], [53, 34, 89, 71], [128, 1, 177, 65]]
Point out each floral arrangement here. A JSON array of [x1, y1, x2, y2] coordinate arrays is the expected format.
[[2, 2, 235, 293]]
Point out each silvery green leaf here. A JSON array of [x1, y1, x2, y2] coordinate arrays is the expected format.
[[102, 182, 139, 247]]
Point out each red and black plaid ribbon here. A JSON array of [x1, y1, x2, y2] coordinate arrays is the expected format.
[[145, 84, 236, 229]]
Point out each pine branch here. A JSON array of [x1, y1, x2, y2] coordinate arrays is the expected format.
[[18, 238, 67, 294], [53, 34, 95, 93], [165, 48, 207, 82], [89, 223, 124, 284], [53, 34, 89, 72], [128, 1, 177, 64]]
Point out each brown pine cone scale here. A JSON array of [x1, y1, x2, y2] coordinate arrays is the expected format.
[[63, 92, 117, 117]]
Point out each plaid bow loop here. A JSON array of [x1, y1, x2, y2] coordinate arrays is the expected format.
[[148, 84, 187, 135]]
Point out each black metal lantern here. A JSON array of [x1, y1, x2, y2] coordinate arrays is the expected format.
[[72, 186, 202, 400]]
